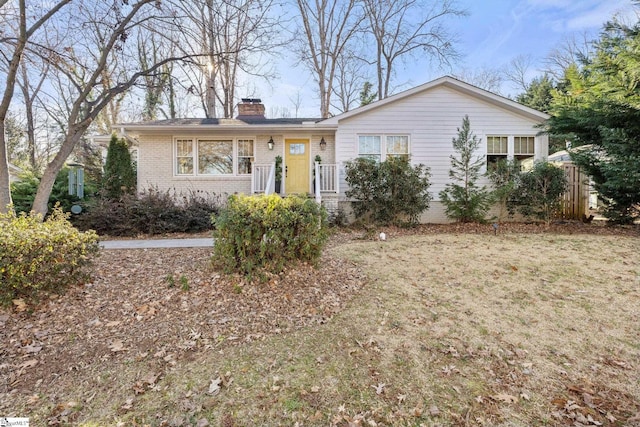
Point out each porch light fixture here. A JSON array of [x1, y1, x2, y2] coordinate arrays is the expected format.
[[268, 136, 274, 150], [320, 137, 326, 151]]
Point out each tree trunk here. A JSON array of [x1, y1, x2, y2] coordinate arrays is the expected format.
[[31, 130, 81, 216], [0, 123, 13, 213]]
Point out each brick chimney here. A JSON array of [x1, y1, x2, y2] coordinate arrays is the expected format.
[[237, 98, 265, 119]]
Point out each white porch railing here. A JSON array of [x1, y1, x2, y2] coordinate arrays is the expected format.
[[314, 162, 339, 203], [252, 163, 275, 194], [253, 162, 338, 201]]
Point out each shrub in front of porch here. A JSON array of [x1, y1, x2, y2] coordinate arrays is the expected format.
[[212, 194, 328, 276]]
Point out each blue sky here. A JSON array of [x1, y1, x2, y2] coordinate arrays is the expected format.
[[450, 0, 634, 74], [262, 0, 636, 117]]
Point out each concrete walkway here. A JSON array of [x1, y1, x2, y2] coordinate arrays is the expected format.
[[100, 238, 214, 249]]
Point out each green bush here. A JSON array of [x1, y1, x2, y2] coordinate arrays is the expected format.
[[10, 168, 97, 215], [0, 207, 99, 306], [344, 156, 432, 226], [508, 161, 568, 226], [486, 158, 522, 222], [212, 194, 328, 276], [73, 187, 223, 236]]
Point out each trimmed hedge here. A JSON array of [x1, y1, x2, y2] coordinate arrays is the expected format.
[[0, 207, 99, 306], [212, 194, 328, 276]]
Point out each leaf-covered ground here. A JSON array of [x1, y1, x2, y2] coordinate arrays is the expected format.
[[0, 223, 638, 426]]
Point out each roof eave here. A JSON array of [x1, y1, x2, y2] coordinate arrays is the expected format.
[[321, 76, 550, 124], [117, 123, 338, 133]]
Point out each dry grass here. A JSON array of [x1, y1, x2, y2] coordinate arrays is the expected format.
[[2, 230, 639, 426]]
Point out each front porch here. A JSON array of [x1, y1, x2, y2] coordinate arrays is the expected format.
[[251, 161, 339, 204]]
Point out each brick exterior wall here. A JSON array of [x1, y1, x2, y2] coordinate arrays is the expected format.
[[135, 132, 336, 198]]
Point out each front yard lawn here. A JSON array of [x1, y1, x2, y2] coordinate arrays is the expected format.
[[1, 225, 638, 426]]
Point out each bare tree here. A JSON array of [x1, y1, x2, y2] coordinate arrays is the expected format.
[[363, 0, 466, 100], [288, 89, 303, 118], [294, 0, 364, 118], [17, 58, 48, 170], [503, 54, 533, 94], [173, 0, 285, 118], [138, 30, 174, 121], [0, 0, 71, 212], [453, 67, 504, 94], [542, 32, 593, 80], [331, 46, 371, 113], [21, 0, 192, 216]]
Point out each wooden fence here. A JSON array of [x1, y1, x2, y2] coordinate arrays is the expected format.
[[559, 162, 589, 220]]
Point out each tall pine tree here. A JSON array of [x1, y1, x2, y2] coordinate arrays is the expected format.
[[440, 115, 492, 222], [102, 134, 136, 199], [546, 17, 640, 223]]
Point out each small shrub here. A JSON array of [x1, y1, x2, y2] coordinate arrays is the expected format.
[[509, 161, 568, 226], [10, 168, 97, 215], [0, 207, 99, 306], [212, 194, 328, 276], [486, 159, 522, 222], [345, 156, 432, 226], [74, 187, 223, 236]]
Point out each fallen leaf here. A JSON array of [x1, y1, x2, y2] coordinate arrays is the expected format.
[[22, 345, 43, 354], [491, 393, 518, 403], [19, 359, 38, 369], [121, 398, 134, 410], [109, 339, 126, 352], [520, 391, 530, 401], [372, 383, 385, 395], [310, 385, 320, 393], [207, 377, 222, 395], [12, 299, 27, 312], [429, 405, 440, 416]]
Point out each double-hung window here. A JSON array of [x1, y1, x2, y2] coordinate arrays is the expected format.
[[487, 136, 508, 167], [176, 139, 195, 175], [514, 136, 535, 161], [358, 134, 409, 161], [175, 137, 254, 176], [237, 139, 254, 174], [358, 135, 381, 161], [487, 135, 536, 168]]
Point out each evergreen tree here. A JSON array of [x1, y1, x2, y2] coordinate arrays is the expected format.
[[440, 116, 492, 222], [546, 17, 640, 223], [102, 134, 136, 199], [516, 74, 555, 113], [359, 81, 377, 107]]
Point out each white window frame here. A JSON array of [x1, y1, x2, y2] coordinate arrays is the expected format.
[[514, 136, 535, 161], [175, 138, 195, 175], [174, 137, 255, 177], [486, 134, 537, 167], [358, 134, 410, 162]]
